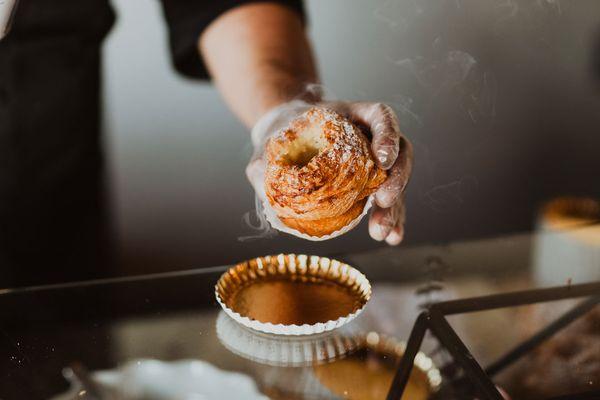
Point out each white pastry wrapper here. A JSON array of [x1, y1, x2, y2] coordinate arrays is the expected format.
[[215, 254, 372, 336], [262, 195, 375, 241]]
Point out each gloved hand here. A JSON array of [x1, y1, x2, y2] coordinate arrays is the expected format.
[[246, 100, 413, 245]]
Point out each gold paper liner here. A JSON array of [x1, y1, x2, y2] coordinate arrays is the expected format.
[[215, 254, 372, 335], [313, 332, 441, 400]]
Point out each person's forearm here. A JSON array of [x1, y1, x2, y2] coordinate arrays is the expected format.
[[199, 3, 319, 128]]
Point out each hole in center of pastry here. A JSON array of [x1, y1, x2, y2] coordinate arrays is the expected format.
[[283, 141, 319, 167], [281, 121, 327, 167]]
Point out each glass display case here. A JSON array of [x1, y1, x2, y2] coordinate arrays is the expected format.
[[1, 221, 598, 399]]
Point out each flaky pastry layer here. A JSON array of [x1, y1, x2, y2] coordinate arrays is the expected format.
[[265, 108, 387, 237]]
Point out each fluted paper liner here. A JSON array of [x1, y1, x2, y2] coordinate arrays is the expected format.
[[262, 196, 374, 241], [215, 254, 371, 335]]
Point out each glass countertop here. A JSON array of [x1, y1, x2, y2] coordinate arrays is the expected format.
[[1, 226, 598, 400]]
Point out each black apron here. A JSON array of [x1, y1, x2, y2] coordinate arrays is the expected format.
[[0, 0, 115, 287]]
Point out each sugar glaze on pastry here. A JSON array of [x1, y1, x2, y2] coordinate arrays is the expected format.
[[264, 107, 387, 237]]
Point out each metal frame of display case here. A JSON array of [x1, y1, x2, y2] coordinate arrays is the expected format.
[[386, 281, 600, 400]]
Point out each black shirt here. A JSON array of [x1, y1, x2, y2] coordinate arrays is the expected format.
[[0, 0, 304, 287]]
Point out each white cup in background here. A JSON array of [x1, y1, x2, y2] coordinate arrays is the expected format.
[[533, 197, 600, 286]]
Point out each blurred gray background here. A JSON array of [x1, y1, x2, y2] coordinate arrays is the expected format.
[[102, 0, 600, 274]]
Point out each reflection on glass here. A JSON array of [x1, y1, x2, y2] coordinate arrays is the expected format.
[[53, 359, 269, 400], [216, 310, 363, 367], [312, 331, 439, 400], [217, 311, 441, 400]]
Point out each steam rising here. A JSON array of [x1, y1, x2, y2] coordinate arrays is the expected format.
[[389, 94, 423, 128], [238, 196, 277, 242], [374, 0, 424, 33], [423, 176, 479, 213], [239, 0, 563, 239], [393, 51, 497, 127], [537, 0, 562, 15]]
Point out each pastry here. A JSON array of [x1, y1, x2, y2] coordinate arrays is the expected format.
[[264, 107, 387, 237]]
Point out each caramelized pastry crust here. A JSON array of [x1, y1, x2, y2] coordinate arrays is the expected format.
[[265, 108, 387, 237]]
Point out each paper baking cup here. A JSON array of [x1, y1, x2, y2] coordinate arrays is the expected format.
[[262, 195, 374, 241], [216, 311, 363, 367], [215, 254, 372, 335]]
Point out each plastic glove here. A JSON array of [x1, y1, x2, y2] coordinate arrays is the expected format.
[[246, 100, 413, 245]]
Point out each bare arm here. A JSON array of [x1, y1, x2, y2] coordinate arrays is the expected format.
[[200, 3, 412, 245], [199, 3, 318, 128]]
